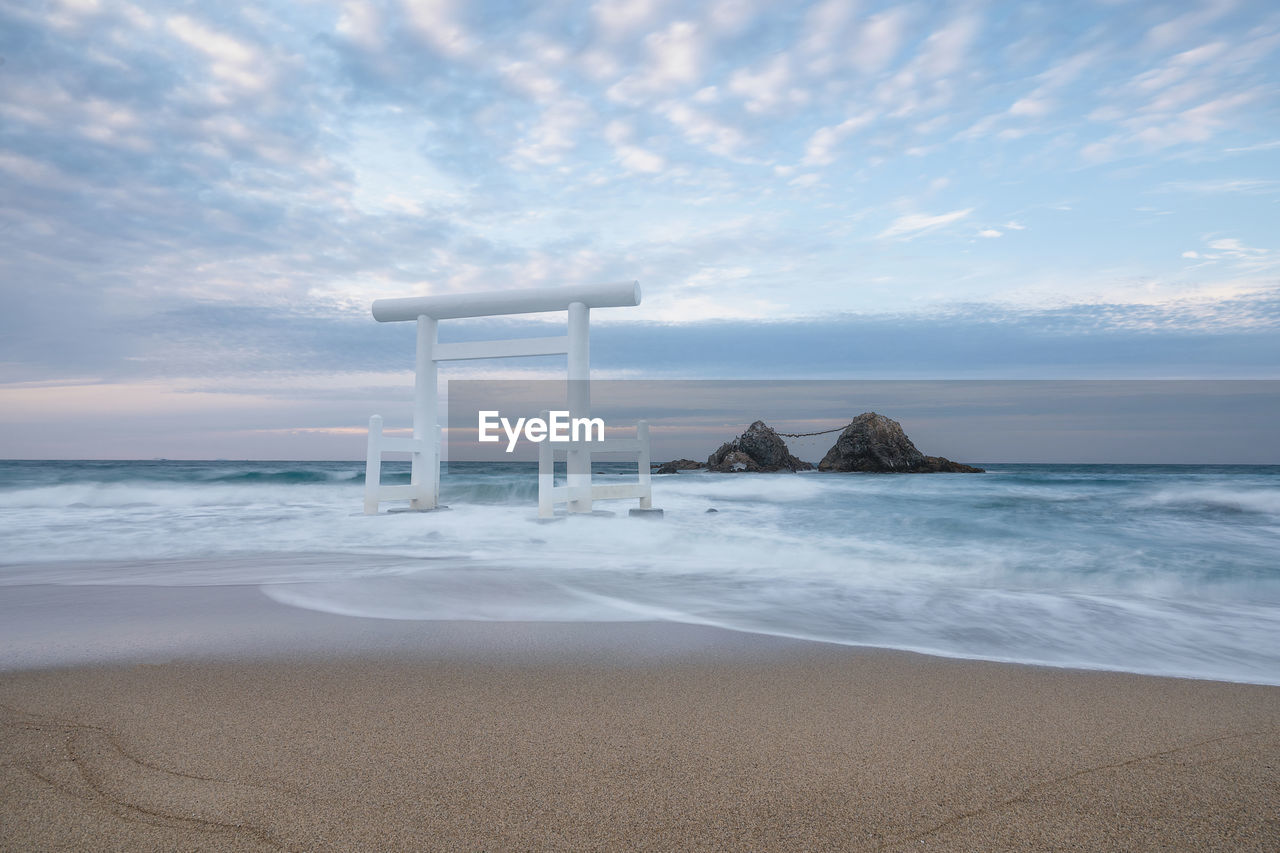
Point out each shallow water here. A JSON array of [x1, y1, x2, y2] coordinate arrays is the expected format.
[[1, 460, 1277, 684]]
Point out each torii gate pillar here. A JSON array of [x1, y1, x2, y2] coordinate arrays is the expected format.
[[566, 301, 590, 512], [412, 315, 439, 510]]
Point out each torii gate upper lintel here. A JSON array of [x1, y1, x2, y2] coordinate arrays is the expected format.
[[363, 281, 649, 517]]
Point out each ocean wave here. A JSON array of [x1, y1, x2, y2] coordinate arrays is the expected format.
[[256, 565, 1280, 686], [1136, 486, 1280, 516], [2, 461, 1279, 684], [194, 469, 362, 484], [651, 471, 829, 503], [0, 481, 355, 509]]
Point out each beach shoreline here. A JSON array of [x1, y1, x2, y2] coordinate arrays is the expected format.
[[2, 584, 1277, 851]]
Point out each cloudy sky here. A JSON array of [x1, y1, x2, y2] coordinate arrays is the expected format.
[[1, 0, 1278, 458]]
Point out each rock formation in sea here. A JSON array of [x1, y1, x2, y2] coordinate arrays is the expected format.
[[817, 412, 984, 473], [706, 421, 813, 472], [653, 459, 704, 474]]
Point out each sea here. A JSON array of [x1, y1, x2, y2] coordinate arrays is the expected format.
[[1, 459, 1277, 685]]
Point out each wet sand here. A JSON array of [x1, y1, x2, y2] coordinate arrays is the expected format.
[[1, 586, 1277, 851]]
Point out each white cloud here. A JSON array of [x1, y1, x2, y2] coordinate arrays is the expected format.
[[659, 100, 747, 158], [1080, 138, 1116, 162], [580, 49, 621, 80], [963, 47, 1091, 142], [798, 0, 859, 67], [1005, 221, 1026, 230], [977, 228, 1002, 238], [960, 48, 1096, 141], [1081, 86, 1260, 163], [868, 14, 979, 122], [915, 14, 980, 79], [1179, 237, 1277, 273], [1142, 78, 1217, 115], [914, 115, 948, 136], [1008, 97, 1051, 118], [1145, 0, 1234, 50], [727, 55, 808, 114], [118, 3, 154, 31], [607, 19, 705, 105], [953, 112, 1000, 141], [523, 34, 569, 67], [1224, 140, 1280, 153], [602, 120, 666, 173], [1159, 178, 1280, 194], [1079, 19, 1280, 166], [603, 121, 630, 146], [1207, 238, 1264, 255], [166, 15, 271, 93], [1132, 41, 1226, 93], [592, 0, 668, 39], [616, 145, 666, 173], [44, 0, 103, 30], [511, 99, 590, 166], [401, 0, 474, 58], [499, 59, 562, 102], [57, 0, 101, 14], [1087, 105, 1125, 122], [1036, 48, 1098, 91], [336, 1, 380, 50], [706, 0, 758, 35], [644, 19, 702, 82], [802, 112, 876, 166], [849, 8, 911, 74], [78, 98, 147, 150], [877, 208, 973, 240], [0, 151, 77, 190], [1133, 91, 1257, 149]]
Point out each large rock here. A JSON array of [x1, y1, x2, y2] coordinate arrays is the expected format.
[[817, 412, 984, 473], [654, 458, 704, 474], [707, 421, 813, 472]]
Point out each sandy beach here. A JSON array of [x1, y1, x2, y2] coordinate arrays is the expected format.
[[1, 586, 1277, 851]]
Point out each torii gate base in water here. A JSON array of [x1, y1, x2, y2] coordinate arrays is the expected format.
[[362, 282, 659, 519]]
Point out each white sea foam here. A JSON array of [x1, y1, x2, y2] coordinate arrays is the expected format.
[[2, 461, 1278, 683], [1138, 485, 1280, 516]]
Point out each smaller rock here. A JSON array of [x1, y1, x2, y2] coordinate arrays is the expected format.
[[917, 455, 985, 473], [713, 450, 759, 472], [705, 508, 718, 513], [706, 421, 813, 473], [654, 458, 704, 474]]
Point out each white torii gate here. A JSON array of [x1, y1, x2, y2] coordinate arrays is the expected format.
[[362, 281, 653, 517]]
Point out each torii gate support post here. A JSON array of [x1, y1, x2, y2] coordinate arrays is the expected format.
[[412, 315, 439, 510], [567, 301, 590, 513]]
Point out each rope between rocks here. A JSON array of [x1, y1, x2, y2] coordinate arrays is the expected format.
[[774, 426, 846, 438]]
